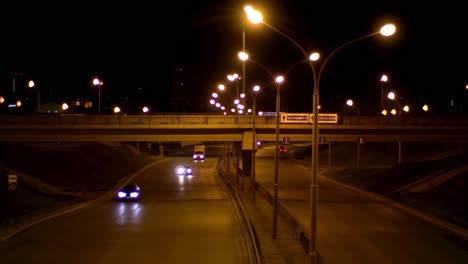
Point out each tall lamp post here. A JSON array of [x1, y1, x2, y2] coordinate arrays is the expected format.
[[245, 5, 396, 263], [242, 11, 247, 108], [272, 74, 284, 239], [215, 81, 243, 175], [238, 51, 285, 238], [380, 73, 390, 111], [249, 84, 262, 202], [464, 84, 468, 116], [142, 106, 151, 128], [27, 80, 39, 113], [92, 77, 103, 114], [238, 51, 270, 203]]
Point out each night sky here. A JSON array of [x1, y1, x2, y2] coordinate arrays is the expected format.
[[1, 1, 467, 115]]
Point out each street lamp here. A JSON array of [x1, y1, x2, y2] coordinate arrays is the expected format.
[[272, 75, 284, 239], [242, 10, 247, 108], [249, 84, 262, 202], [215, 81, 243, 177], [402, 104, 410, 113], [245, 5, 396, 263], [114, 105, 122, 126], [386, 91, 409, 115], [346, 98, 360, 115], [227, 73, 241, 98], [422, 104, 429, 112], [142, 106, 150, 127], [92, 77, 103, 114], [238, 51, 284, 219], [62, 102, 69, 112], [464, 84, 468, 116], [380, 73, 390, 111], [387, 90, 407, 116], [238, 52, 286, 238], [27, 80, 39, 113]]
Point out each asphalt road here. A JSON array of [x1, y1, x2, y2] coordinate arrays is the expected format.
[[1, 143, 467, 263], [254, 146, 468, 263], [0, 157, 250, 264]]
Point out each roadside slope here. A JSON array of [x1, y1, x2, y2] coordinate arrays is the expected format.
[[0, 142, 155, 225], [311, 142, 468, 230]]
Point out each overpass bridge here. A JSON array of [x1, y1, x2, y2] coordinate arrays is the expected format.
[[0, 114, 467, 146], [2, 114, 467, 174]]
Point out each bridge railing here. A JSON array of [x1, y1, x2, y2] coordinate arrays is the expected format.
[[0, 114, 467, 127], [342, 115, 468, 126]]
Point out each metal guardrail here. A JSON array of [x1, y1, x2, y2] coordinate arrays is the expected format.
[[216, 159, 263, 264]]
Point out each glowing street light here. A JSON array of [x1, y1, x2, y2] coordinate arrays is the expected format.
[[245, 5, 396, 263], [387, 91, 403, 116], [27, 80, 40, 113], [227, 73, 241, 98], [346, 99, 360, 115], [402, 105, 410, 113], [62, 103, 69, 111], [142, 106, 150, 127], [92, 77, 104, 114], [380, 73, 390, 111], [422, 104, 429, 112]]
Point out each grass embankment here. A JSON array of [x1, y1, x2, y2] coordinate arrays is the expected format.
[[309, 142, 468, 230], [0, 142, 155, 224], [290, 142, 468, 230]]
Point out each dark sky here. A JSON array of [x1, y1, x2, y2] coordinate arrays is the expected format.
[[1, 1, 467, 114]]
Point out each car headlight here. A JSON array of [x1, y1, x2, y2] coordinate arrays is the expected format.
[[175, 165, 186, 176], [130, 192, 140, 198], [117, 191, 127, 198]]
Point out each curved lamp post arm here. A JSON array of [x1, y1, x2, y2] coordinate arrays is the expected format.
[[317, 32, 379, 83], [262, 22, 318, 81], [246, 58, 275, 80], [284, 58, 309, 76]]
